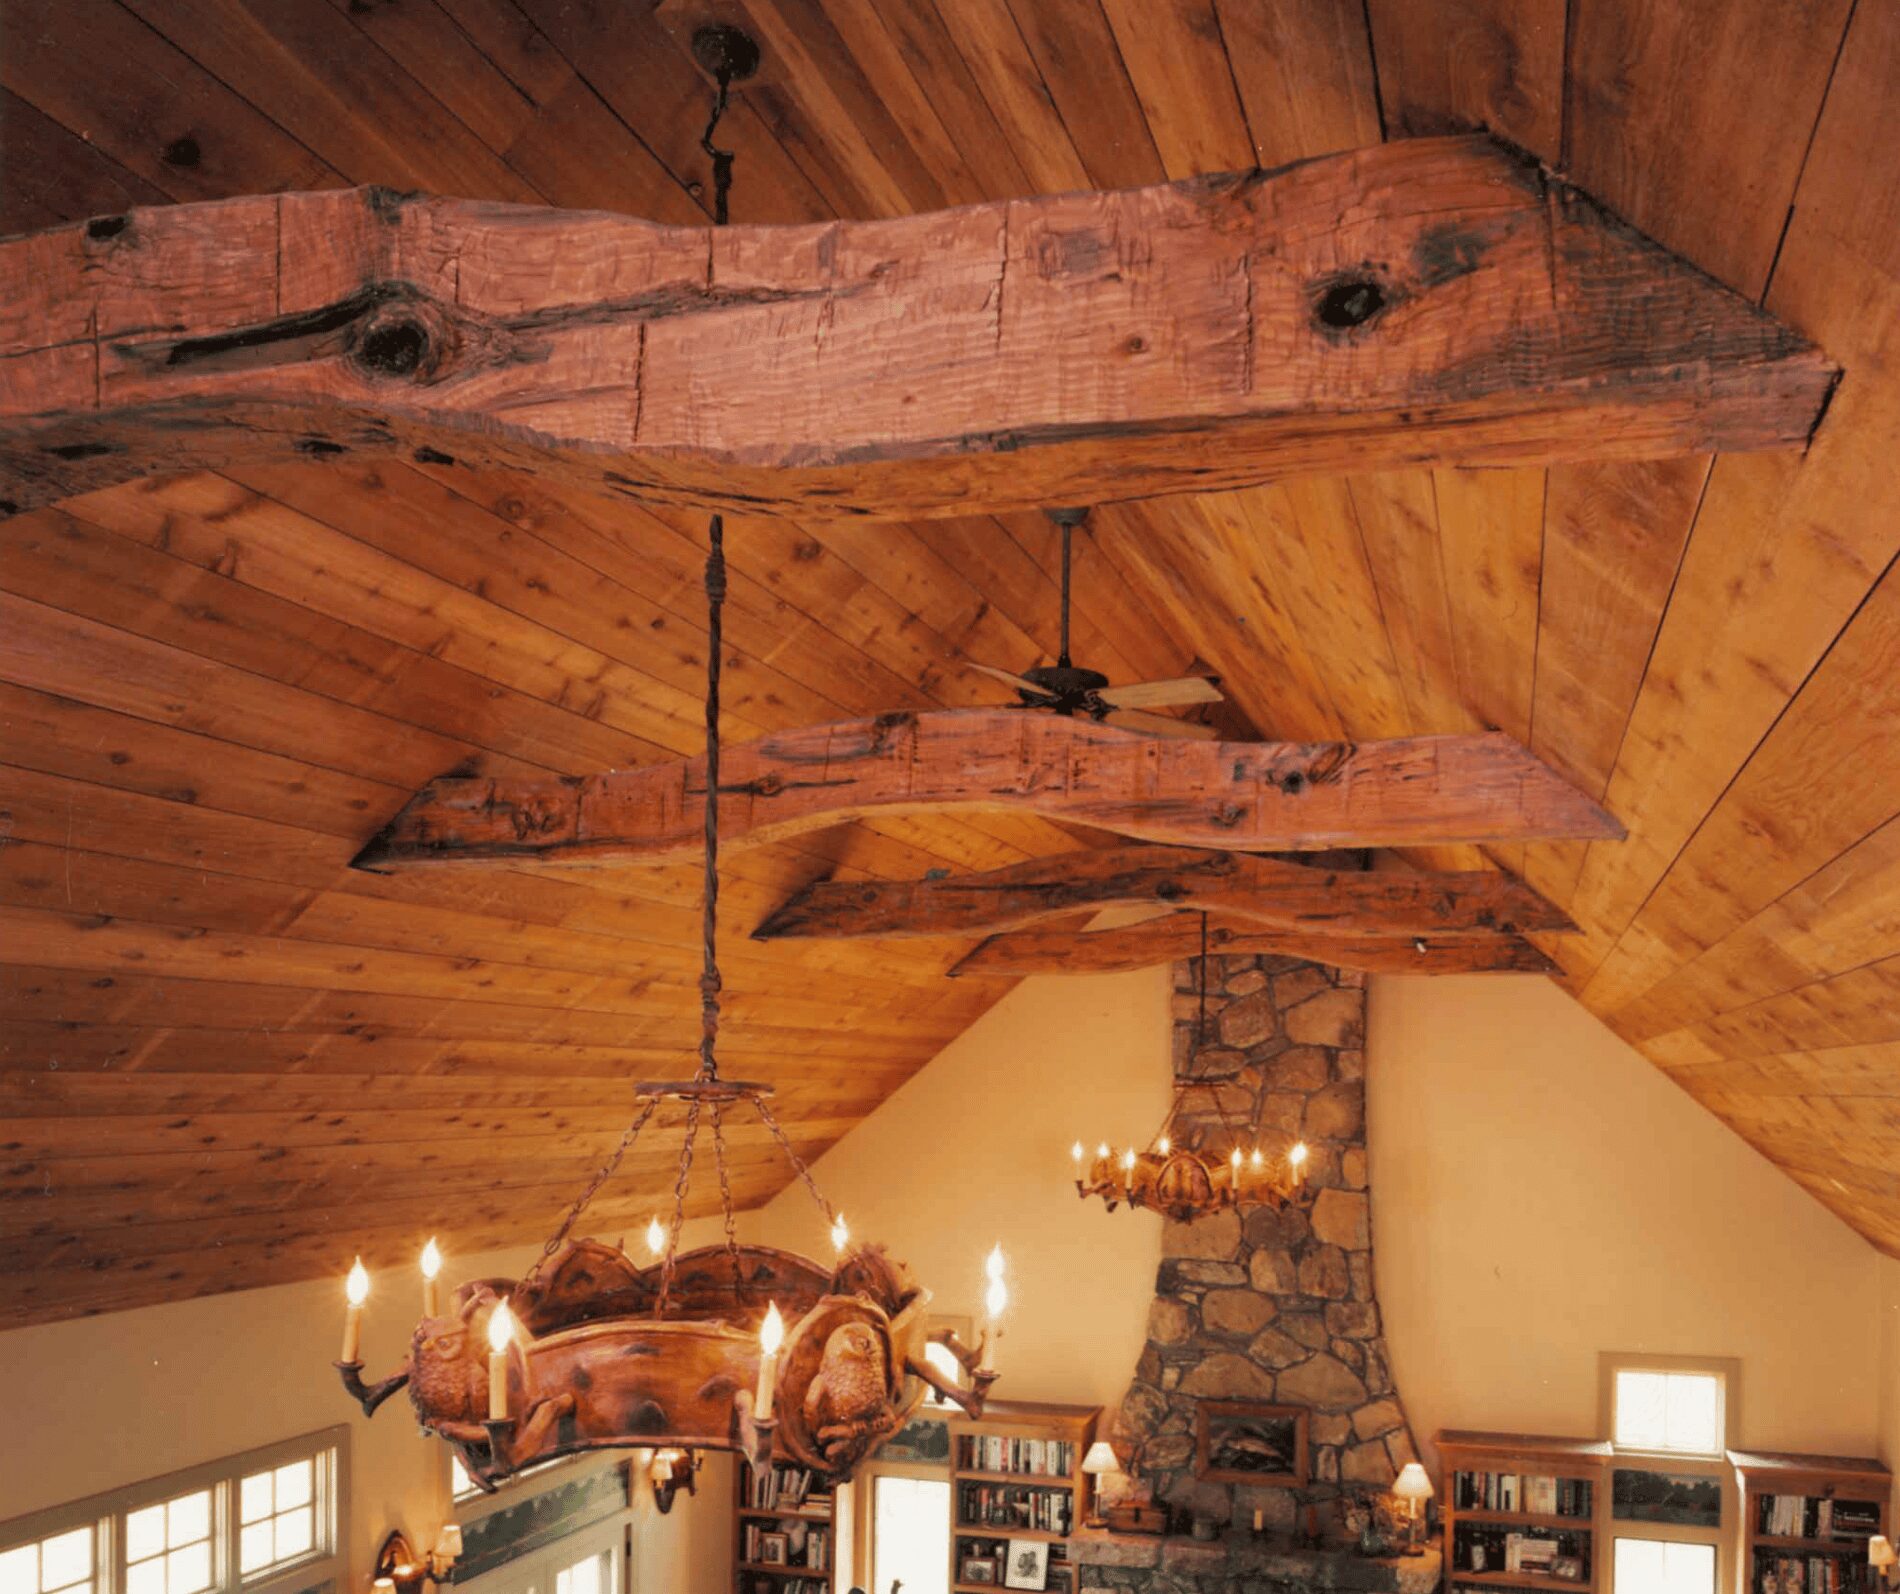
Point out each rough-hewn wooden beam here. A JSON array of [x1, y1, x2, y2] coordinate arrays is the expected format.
[[949, 914, 1561, 978], [752, 843, 1575, 941], [0, 136, 1832, 518], [352, 711, 1622, 872]]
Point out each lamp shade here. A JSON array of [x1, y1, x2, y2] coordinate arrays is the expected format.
[[1081, 1441, 1121, 1476], [1870, 1536, 1897, 1570], [1393, 1462, 1434, 1502]]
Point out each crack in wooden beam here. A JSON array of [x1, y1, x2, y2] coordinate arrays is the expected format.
[[350, 711, 1622, 874], [0, 136, 1833, 519], [751, 842, 1577, 941], [948, 913, 1562, 978]]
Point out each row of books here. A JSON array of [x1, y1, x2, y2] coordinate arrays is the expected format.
[[958, 1434, 1078, 1478], [745, 1465, 831, 1514], [738, 1522, 830, 1570], [1756, 1554, 1873, 1594], [1454, 1471, 1595, 1519], [740, 1580, 826, 1594], [957, 1481, 1074, 1535], [1453, 1525, 1589, 1579], [1757, 1495, 1882, 1542]]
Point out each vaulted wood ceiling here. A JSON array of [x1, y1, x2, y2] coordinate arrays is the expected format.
[[3, 0, 1897, 1325]]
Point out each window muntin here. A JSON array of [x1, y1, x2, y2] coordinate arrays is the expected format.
[[870, 1475, 949, 1594], [236, 1460, 315, 1578], [124, 1489, 215, 1594]]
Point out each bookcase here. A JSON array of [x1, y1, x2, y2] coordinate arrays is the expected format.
[[735, 1456, 837, 1594], [1730, 1451, 1889, 1594], [947, 1400, 1100, 1594], [1439, 1432, 1613, 1594]]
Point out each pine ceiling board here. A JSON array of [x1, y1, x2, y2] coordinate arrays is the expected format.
[[116, 0, 541, 202], [1564, 13, 1900, 1000], [1003, 0, 1166, 191], [0, 89, 170, 236], [513, 0, 830, 225], [1, 1, 339, 209], [1211, 0, 1379, 166], [1095, 0, 1255, 178], [1363, 0, 1565, 162], [1644, 956, 1900, 1067], [928, 0, 1092, 194], [1664, 1045, 1900, 1101], [497, 71, 711, 222]]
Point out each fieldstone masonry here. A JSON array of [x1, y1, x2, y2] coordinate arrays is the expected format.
[[1113, 953, 1419, 1534]]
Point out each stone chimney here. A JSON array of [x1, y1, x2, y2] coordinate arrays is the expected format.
[[1113, 954, 1418, 1532]]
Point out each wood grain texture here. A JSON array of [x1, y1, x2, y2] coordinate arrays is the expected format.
[[0, 137, 1834, 517], [353, 712, 1621, 871], [754, 843, 1575, 940], [949, 914, 1559, 978]]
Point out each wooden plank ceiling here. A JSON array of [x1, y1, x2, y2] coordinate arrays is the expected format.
[[1, 0, 1896, 1323]]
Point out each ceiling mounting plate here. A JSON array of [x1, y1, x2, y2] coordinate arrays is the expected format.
[[691, 23, 761, 83]]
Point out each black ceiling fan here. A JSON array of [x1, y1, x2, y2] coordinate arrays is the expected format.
[[969, 507, 1225, 740]]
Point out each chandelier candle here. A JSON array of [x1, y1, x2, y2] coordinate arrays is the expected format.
[[486, 1300, 512, 1422], [420, 1238, 442, 1317], [341, 1258, 368, 1363], [980, 1246, 1007, 1374], [756, 1303, 784, 1423]]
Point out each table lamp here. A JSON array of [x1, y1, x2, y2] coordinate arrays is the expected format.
[[1869, 1535, 1898, 1590], [1081, 1440, 1122, 1529], [1393, 1462, 1434, 1556]]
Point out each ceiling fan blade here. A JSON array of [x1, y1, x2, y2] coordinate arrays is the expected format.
[[1102, 707, 1221, 740], [968, 661, 1052, 698], [1097, 675, 1226, 709]]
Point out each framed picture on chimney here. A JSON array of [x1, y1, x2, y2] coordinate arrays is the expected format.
[[1195, 1400, 1309, 1487]]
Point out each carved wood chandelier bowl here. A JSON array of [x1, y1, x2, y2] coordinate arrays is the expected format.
[[1074, 1140, 1310, 1224]]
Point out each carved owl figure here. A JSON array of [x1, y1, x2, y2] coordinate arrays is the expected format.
[[801, 1320, 894, 1461], [408, 1296, 489, 1427]]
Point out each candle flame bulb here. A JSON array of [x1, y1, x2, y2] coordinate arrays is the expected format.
[[645, 1216, 665, 1256], [346, 1258, 369, 1305], [1250, 1148, 1264, 1169], [1097, 1141, 1110, 1160], [1157, 1135, 1170, 1156], [830, 1214, 849, 1253], [1290, 1141, 1310, 1167], [487, 1298, 514, 1353], [1230, 1147, 1242, 1170], [985, 1243, 1006, 1282], [1120, 1147, 1136, 1172], [420, 1237, 442, 1280], [985, 1271, 1008, 1319], [760, 1301, 784, 1355], [1071, 1140, 1084, 1163]]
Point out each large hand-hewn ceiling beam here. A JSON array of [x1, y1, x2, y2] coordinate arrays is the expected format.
[[1, 136, 1831, 519], [949, 915, 1560, 979], [351, 711, 1621, 873], [753, 843, 1575, 941]]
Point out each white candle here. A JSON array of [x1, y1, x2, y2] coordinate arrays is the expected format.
[[341, 1258, 368, 1362], [757, 1303, 785, 1421], [1290, 1141, 1310, 1184], [979, 1245, 1007, 1373], [420, 1237, 442, 1317], [645, 1216, 665, 1257], [487, 1299, 513, 1421], [831, 1214, 849, 1254]]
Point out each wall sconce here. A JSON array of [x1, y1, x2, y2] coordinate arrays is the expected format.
[[1869, 1535, 1898, 1590], [649, 1449, 701, 1514], [374, 1526, 461, 1594]]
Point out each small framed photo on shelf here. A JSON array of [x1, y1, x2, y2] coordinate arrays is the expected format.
[[1003, 1539, 1050, 1591], [1195, 1400, 1309, 1487], [959, 1556, 999, 1585], [757, 1532, 789, 1566]]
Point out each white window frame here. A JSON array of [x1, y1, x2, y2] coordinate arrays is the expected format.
[[1, 1429, 347, 1594], [1600, 1355, 1739, 1594], [451, 1517, 622, 1594]]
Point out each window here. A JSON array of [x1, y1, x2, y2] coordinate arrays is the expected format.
[[450, 1458, 482, 1505], [1613, 1369, 1724, 1456], [1614, 1538, 1717, 1594], [921, 1342, 963, 1410], [0, 1430, 344, 1594], [869, 1476, 949, 1594], [0, 1526, 96, 1594], [552, 1548, 613, 1594], [124, 1491, 214, 1594]]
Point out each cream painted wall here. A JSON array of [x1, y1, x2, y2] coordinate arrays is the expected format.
[[0, 1238, 731, 1593], [1879, 1255, 1900, 1520], [748, 966, 1174, 1413], [1370, 976, 1880, 1462]]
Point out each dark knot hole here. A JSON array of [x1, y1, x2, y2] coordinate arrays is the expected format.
[[358, 320, 429, 378], [1315, 278, 1386, 330]]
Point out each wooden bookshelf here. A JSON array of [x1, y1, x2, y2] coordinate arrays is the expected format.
[[734, 1456, 837, 1594], [1730, 1451, 1889, 1594], [947, 1400, 1099, 1594], [1439, 1432, 1613, 1594]]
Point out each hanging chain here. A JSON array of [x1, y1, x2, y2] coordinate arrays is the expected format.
[[656, 1098, 702, 1313], [698, 516, 726, 1083], [711, 1102, 746, 1301], [523, 1095, 660, 1283], [753, 1093, 839, 1226]]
